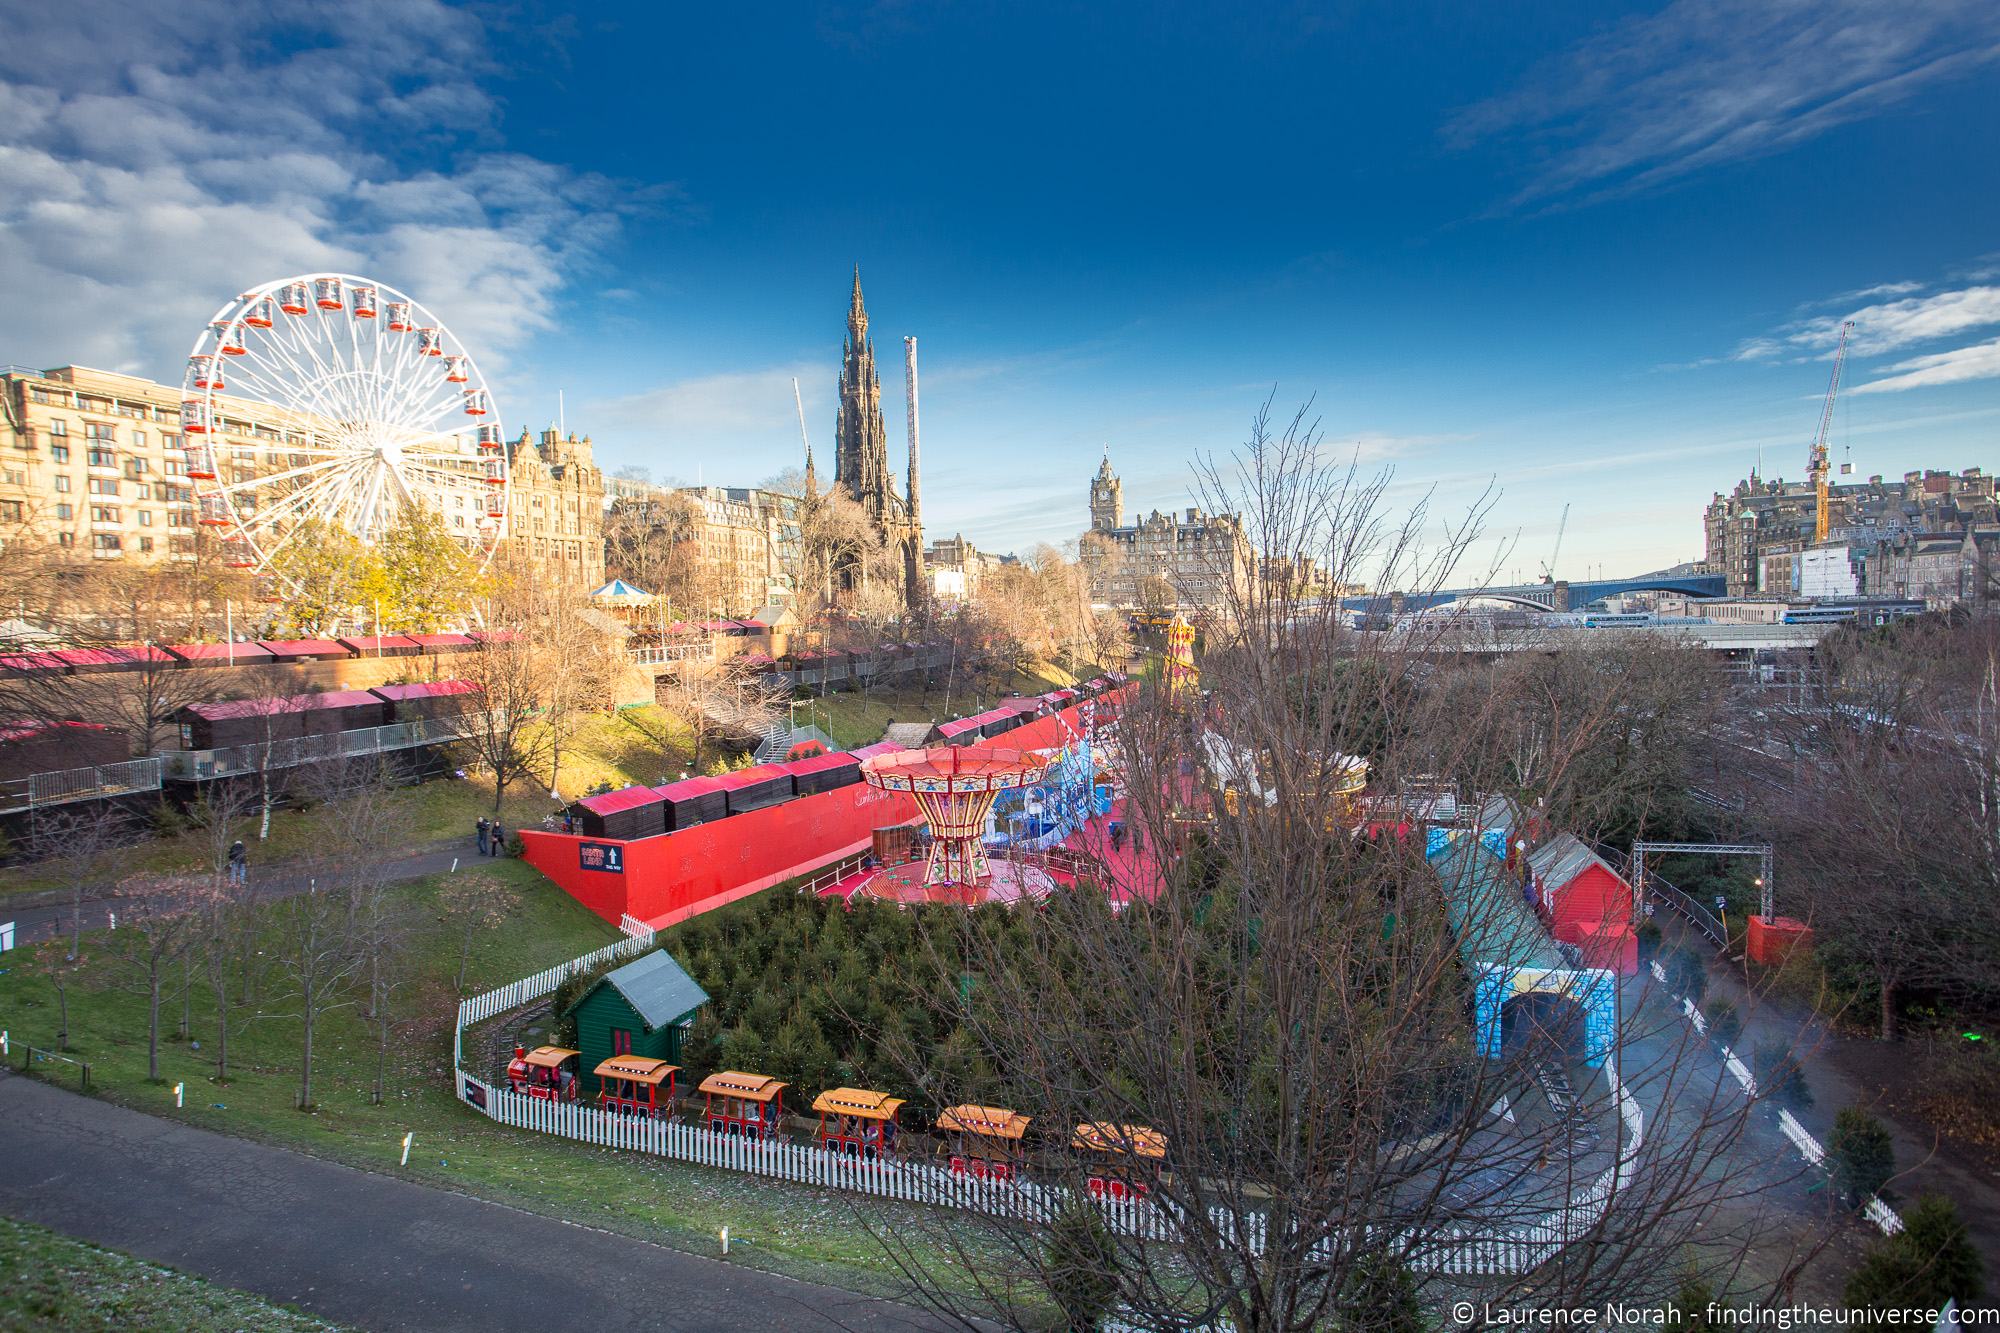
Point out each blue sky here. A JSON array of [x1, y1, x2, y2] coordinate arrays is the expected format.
[[5, 1, 1999, 579]]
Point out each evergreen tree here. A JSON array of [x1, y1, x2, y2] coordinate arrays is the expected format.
[[1845, 1194, 1985, 1315], [1336, 1251, 1425, 1333], [1827, 1108, 1896, 1207], [1044, 1201, 1120, 1332]]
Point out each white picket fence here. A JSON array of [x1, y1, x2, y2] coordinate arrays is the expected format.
[[1648, 959, 1903, 1235], [447, 931, 1645, 1277]]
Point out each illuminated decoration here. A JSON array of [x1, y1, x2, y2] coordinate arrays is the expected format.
[[1163, 612, 1199, 697]]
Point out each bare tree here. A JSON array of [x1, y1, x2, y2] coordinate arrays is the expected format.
[[864, 402, 1808, 1329], [436, 871, 517, 995], [102, 873, 204, 1082], [27, 803, 131, 958], [28, 939, 88, 1051]]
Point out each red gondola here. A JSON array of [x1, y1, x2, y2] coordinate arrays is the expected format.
[[241, 296, 275, 328], [482, 457, 506, 487], [385, 301, 413, 332], [463, 388, 489, 417], [442, 355, 468, 383], [183, 444, 217, 480], [475, 424, 502, 451], [179, 401, 213, 435], [210, 320, 247, 355], [416, 326, 443, 356], [278, 282, 310, 316], [187, 355, 224, 391], [312, 276, 344, 310], [351, 284, 378, 318], [221, 536, 253, 568], [197, 494, 230, 526]]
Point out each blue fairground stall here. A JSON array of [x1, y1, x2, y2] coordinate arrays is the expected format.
[[985, 738, 1110, 852]]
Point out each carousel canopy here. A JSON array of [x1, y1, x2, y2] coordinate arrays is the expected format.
[[589, 578, 655, 605]]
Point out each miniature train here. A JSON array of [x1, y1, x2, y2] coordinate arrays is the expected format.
[[503, 1043, 1160, 1196]]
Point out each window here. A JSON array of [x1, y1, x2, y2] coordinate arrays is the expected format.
[[2, 468, 21, 486], [169, 536, 194, 555], [53, 475, 70, 493], [87, 447, 116, 468], [0, 501, 20, 522], [164, 456, 186, 477], [132, 431, 145, 448], [84, 422, 115, 442], [88, 478, 117, 495], [29, 388, 54, 405], [161, 432, 180, 450], [50, 443, 69, 463], [57, 532, 74, 548], [90, 505, 120, 523], [124, 457, 148, 477], [55, 503, 72, 521], [168, 510, 192, 528], [138, 536, 154, 553], [137, 509, 152, 526], [611, 1028, 633, 1056], [91, 533, 121, 552], [132, 483, 151, 501], [48, 419, 67, 437]]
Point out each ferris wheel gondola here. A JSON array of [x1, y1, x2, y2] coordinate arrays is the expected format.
[[179, 272, 508, 590]]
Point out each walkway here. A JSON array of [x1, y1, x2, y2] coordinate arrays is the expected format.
[[1, 838, 481, 949], [0, 1073, 945, 1332]]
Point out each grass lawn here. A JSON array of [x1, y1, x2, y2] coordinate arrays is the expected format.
[[807, 660, 1101, 751], [0, 1214, 345, 1332], [0, 857, 1001, 1304]]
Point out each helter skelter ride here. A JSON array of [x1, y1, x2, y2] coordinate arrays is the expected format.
[[857, 746, 1057, 906], [179, 274, 508, 591]]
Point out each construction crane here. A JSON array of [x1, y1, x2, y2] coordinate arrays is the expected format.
[[1808, 321, 1854, 544], [1539, 503, 1569, 584]]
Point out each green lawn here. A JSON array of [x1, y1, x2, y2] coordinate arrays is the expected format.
[[808, 660, 1101, 751], [0, 1215, 345, 1332], [0, 857, 1001, 1303]]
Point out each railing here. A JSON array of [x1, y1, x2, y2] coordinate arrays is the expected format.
[[1595, 844, 1728, 950], [630, 643, 713, 667], [1, 756, 164, 815], [452, 928, 656, 1068], [156, 713, 492, 782]]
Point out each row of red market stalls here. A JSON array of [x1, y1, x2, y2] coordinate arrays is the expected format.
[[569, 751, 866, 839], [1, 633, 489, 678], [175, 680, 480, 750]]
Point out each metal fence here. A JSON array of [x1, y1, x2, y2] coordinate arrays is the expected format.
[[157, 713, 493, 782], [1, 756, 164, 815]]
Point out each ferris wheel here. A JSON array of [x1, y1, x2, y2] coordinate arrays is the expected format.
[[178, 273, 508, 585]]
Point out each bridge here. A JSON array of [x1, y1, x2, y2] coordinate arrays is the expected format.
[[1406, 621, 1833, 654], [1344, 573, 1727, 614]]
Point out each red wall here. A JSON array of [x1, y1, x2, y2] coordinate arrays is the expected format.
[[1544, 863, 1632, 942], [520, 694, 1121, 927]]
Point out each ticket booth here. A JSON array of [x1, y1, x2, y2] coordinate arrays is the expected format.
[[812, 1087, 905, 1160], [505, 1046, 580, 1101], [593, 1054, 677, 1119], [937, 1104, 1030, 1182], [1072, 1121, 1165, 1202], [697, 1070, 787, 1140]]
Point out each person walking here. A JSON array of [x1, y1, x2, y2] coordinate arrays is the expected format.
[[489, 821, 506, 857], [227, 840, 247, 886], [476, 817, 490, 856]]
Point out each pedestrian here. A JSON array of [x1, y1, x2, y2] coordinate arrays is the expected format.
[[476, 816, 490, 856], [227, 839, 247, 886], [563, 812, 576, 835], [1109, 821, 1125, 853], [490, 822, 506, 857]]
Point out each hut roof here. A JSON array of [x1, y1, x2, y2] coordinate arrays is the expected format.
[[574, 950, 709, 1031]]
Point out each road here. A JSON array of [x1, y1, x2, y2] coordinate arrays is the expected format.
[[0, 1072, 947, 1332]]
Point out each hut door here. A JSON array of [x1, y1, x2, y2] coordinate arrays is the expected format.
[[612, 1028, 632, 1056]]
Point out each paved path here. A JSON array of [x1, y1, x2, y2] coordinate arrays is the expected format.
[[0, 1074, 946, 1332], [2, 839, 493, 949]]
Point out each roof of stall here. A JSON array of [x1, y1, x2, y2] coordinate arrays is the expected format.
[[576, 784, 665, 816]]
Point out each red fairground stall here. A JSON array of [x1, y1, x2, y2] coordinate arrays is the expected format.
[[937, 1104, 1030, 1182], [594, 1054, 677, 1118], [697, 1070, 787, 1140], [1073, 1121, 1165, 1201], [813, 1087, 904, 1160], [505, 1046, 580, 1101]]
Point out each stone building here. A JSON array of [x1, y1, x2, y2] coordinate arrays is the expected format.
[[505, 426, 605, 590], [922, 533, 1014, 601], [825, 268, 924, 608], [1079, 452, 1249, 610], [680, 485, 800, 616]]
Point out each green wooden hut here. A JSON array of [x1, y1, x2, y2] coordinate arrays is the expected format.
[[564, 950, 711, 1095]]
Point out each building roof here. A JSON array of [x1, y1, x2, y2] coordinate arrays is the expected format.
[[1431, 839, 1565, 971], [654, 774, 726, 801], [697, 1071, 786, 1101], [256, 638, 351, 659], [0, 720, 114, 745], [335, 635, 422, 655], [589, 578, 652, 600], [185, 689, 381, 721], [369, 679, 480, 701], [714, 763, 790, 792], [1525, 831, 1625, 892], [165, 641, 278, 665], [577, 950, 709, 1031], [576, 784, 664, 816]]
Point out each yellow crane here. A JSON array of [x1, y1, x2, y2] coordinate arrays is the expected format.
[[1808, 321, 1854, 544]]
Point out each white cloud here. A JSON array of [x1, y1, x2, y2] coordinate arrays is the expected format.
[[1448, 0, 2000, 207], [1720, 279, 2000, 377], [1851, 335, 2000, 393], [0, 0, 654, 387], [589, 364, 827, 450]]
